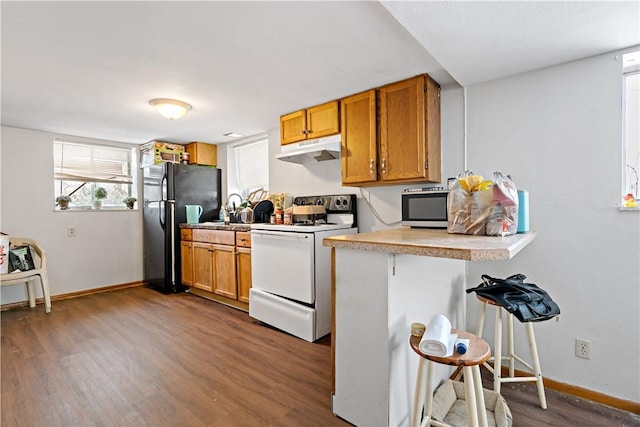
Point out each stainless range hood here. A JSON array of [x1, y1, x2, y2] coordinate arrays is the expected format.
[[275, 134, 341, 164]]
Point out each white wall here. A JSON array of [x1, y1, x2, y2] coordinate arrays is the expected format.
[[464, 50, 639, 402], [0, 126, 144, 304]]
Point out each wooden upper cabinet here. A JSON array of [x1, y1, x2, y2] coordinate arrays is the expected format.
[[307, 101, 340, 139], [280, 110, 307, 145], [341, 90, 378, 185], [280, 101, 339, 145], [185, 142, 217, 166], [339, 74, 441, 187], [379, 75, 441, 184], [379, 75, 442, 182], [424, 76, 442, 183]]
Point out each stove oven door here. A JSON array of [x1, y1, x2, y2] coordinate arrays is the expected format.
[[250, 230, 315, 303]]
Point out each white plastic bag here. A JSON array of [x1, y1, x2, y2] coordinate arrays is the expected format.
[[447, 171, 493, 235], [485, 172, 519, 236]]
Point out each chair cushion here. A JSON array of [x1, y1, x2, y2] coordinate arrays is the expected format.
[[431, 380, 513, 427]]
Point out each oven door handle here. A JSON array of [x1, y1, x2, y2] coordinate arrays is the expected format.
[[250, 230, 310, 240]]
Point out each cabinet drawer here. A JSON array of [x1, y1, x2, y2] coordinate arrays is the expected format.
[[192, 229, 235, 245], [236, 232, 251, 248], [180, 228, 193, 241]]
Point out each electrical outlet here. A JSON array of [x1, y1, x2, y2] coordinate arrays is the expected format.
[[575, 338, 591, 359], [67, 226, 76, 237]]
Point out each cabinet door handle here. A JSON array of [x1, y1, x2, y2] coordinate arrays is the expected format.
[[300, 130, 306, 135], [381, 158, 387, 174], [369, 159, 375, 175], [307, 129, 313, 134]]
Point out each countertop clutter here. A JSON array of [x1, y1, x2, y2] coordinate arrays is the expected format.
[[322, 228, 536, 261], [180, 222, 251, 232]]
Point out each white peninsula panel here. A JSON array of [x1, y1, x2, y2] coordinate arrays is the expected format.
[[326, 228, 536, 426], [332, 248, 465, 426]]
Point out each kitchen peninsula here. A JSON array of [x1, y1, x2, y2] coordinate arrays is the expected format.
[[323, 228, 536, 427]]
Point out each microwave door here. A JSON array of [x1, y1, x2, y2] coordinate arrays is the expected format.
[[402, 191, 449, 228]]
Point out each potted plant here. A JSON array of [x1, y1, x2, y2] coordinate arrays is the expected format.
[[123, 196, 137, 210], [93, 187, 108, 209], [56, 195, 71, 210]]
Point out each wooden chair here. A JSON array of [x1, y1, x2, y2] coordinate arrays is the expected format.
[[410, 329, 491, 427], [0, 238, 51, 313], [475, 295, 546, 409]]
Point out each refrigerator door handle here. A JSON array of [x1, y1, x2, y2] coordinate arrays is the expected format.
[[159, 200, 165, 230], [170, 201, 176, 287], [161, 171, 168, 201]]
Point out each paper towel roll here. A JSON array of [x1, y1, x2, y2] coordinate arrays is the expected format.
[[419, 314, 452, 356], [517, 190, 529, 233]]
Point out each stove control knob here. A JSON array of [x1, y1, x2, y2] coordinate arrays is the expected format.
[[335, 199, 341, 206], [316, 199, 324, 206]]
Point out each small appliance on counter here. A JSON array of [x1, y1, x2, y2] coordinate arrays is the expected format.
[[401, 187, 449, 228], [252, 200, 274, 223], [223, 192, 273, 224]]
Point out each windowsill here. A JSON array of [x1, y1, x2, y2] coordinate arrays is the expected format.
[[55, 208, 139, 212]]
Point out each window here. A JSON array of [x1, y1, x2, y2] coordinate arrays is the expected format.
[[623, 51, 639, 206], [231, 138, 269, 199], [53, 139, 137, 210]]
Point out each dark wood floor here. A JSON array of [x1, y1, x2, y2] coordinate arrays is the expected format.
[[1, 286, 638, 426]]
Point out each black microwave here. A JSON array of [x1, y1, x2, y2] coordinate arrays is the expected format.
[[401, 188, 449, 228]]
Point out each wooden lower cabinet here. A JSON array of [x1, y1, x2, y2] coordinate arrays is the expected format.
[[180, 228, 251, 309], [236, 247, 252, 303], [192, 242, 214, 292], [180, 241, 194, 286], [212, 244, 237, 299]]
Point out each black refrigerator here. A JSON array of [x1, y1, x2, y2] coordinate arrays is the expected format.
[[143, 163, 222, 293]]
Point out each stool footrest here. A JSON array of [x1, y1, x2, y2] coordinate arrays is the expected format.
[[485, 354, 536, 375], [511, 353, 534, 372], [483, 360, 538, 379], [501, 376, 539, 383]]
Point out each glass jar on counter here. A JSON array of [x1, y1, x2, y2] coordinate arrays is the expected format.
[[284, 212, 293, 225]]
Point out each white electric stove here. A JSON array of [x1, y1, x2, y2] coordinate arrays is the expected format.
[[249, 194, 358, 342]]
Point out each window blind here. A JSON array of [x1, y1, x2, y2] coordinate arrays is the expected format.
[[234, 139, 269, 193], [54, 140, 133, 184]]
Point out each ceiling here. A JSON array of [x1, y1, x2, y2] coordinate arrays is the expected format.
[[2, 1, 638, 146]]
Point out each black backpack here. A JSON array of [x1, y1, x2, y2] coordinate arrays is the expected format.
[[466, 274, 560, 323]]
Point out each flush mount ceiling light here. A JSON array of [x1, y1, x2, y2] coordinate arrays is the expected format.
[[224, 132, 243, 138], [149, 98, 192, 120]]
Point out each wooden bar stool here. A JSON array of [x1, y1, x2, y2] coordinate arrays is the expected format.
[[475, 295, 547, 409], [410, 329, 491, 427]]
